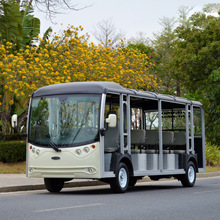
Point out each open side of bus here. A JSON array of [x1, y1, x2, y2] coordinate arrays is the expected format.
[[101, 93, 205, 193], [26, 82, 205, 193]]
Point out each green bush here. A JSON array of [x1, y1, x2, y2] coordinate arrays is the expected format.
[[0, 141, 26, 163], [206, 142, 220, 166], [0, 134, 24, 141]]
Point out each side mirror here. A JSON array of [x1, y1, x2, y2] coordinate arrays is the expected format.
[[106, 114, 117, 128]]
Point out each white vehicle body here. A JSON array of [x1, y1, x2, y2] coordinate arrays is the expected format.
[[27, 82, 206, 193]]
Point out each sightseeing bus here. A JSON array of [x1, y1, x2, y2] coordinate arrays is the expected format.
[[26, 82, 205, 193]]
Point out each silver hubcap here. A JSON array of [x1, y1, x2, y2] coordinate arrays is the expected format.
[[188, 166, 195, 183], [119, 168, 127, 188]]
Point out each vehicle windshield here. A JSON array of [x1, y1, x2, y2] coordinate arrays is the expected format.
[[28, 94, 101, 147]]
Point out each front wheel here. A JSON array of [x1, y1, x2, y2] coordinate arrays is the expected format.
[[110, 162, 129, 193], [44, 178, 64, 192], [129, 177, 138, 187], [180, 161, 196, 187]]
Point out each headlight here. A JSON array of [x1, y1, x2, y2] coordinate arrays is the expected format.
[[36, 149, 40, 155], [83, 147, 90, 153], [76, 149, 82, 155]]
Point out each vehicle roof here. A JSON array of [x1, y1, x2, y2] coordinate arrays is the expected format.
[[31, 82, 202, 107]]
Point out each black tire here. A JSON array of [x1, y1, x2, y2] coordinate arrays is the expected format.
[[180, 161, 196, 187], [129, 177, 138, 187], [44, 178, 64, 192], [110, 162, 129, 193]]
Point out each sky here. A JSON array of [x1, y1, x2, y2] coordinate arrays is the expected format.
[[34, 0, 219, 43]]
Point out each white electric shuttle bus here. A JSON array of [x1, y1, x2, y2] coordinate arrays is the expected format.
[[27, 82, 205, 193]]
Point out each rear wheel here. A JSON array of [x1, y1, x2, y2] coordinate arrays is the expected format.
[[180, 161, 196, 187], [44, 178, 64, 192], [110, 162, 129, 193]]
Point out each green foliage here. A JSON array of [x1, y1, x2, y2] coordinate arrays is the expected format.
[[15, 106, 28, 117], [204, 68, 220, 145], [152, 17, 182, 95], [0, 0, 23, 50], [20, 0, 40, 49], [206, 142, 220, 166], [0, 121, 11, 135], [0, 0, 40, 135], [150, 10, 219, 145], [127, 43, 158, 91], [127, 43, 157, 67], [0, 0, 40, 51], [0, 134, 24, 141], [0, 140, 26, 163], [173, 13, 220, 92], [38, 26, 52, 49], [172, 13, 220, 145], [128, 43, 154, 55]]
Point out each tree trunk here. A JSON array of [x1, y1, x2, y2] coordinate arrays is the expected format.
[[0, 92, 12, 134], [176, 80, 181, 97]]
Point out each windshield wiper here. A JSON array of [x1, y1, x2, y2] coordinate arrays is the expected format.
[[44, 135, 61, 152]]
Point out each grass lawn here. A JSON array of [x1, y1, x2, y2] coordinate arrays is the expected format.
[[0, 161, 26, 174], [206, 166, 220, 173], [0, 161, 219, 174]]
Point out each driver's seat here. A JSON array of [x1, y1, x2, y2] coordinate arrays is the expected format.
[[104, 120, 120, 153]]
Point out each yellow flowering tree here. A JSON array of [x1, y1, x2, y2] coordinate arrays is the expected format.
[[0, 25, 158, 134]]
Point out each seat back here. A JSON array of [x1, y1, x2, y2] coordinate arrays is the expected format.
[[104, 121, 120, 152], [131, 130, 146, 145], [145, 130, 159, 145], [172, 132, 186, 146], [172, 132, 186, 154], [162, 131, 174, 145]]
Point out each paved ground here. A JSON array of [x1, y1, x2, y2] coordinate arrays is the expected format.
[[1, 177, 220, 220], [0, 172, 220, 193]]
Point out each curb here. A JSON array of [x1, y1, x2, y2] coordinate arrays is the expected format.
[[0, 172, 220, 193], [197, 172, 220, 178], [0, 180, 107, 193]]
